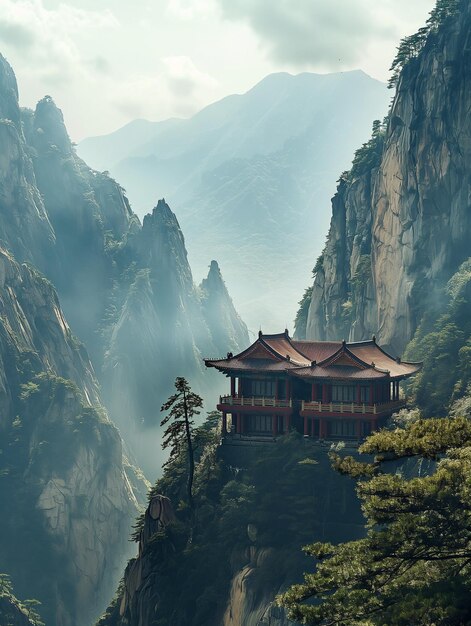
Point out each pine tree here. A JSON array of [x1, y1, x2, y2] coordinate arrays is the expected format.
[[160, 377, 203, 531], [278, 416, 471, 625]]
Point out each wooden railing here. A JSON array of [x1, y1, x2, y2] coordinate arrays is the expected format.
[[301, 400, 405, 415], [219, 395, 292, 408]]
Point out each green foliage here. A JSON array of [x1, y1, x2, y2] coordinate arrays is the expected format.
[[351, 255, 371, 292], [347, 119, 388, 180], [404, 258, 471, 416], [313, 254, 324, 275], [294, 286, 313, 339], [279, 416, 471, 625], [388, 0, 460, 88], [0, 573, 44, 626], [160, 377, 203, 523], [114, 426, 362, 626]]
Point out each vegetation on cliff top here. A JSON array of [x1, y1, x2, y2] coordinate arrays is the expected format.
[[0, 574, 44, 626], [388, 0, 461, 87], [279, 416, 471, 625]]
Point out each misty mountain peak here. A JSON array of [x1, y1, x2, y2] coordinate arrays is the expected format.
[[201, 259, 225, 294], [0, 53, 20, 127], [34, 95, 72, 155]]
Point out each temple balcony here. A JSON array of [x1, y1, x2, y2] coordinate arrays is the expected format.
[[300, 399, 405, 416], [218, 395, 292, 410]]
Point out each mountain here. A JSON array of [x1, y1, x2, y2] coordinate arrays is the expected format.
[[0, 247, 144, 626], [0, 52, 248, 474], [0, 51, 248, 624], [78, 71, 390, 332], [97, 435, 365, 626], [298, 1, 471, 355], [95, 2, 471, 624]]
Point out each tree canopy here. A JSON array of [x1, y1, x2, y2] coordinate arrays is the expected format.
[[278, 416, 471, 625]]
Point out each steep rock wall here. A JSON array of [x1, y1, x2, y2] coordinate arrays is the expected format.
[[305, 2, 471, 353], [0, 247, 143, 626]]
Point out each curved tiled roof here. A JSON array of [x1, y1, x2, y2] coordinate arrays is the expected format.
[[204, 332, 421, 380], [291, 340, 342, 363]]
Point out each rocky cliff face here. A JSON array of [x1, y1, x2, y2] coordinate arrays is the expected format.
[[104, 202, 248, 435], [200, 260, 250, 356], [303, 1, 471, 353], [0, 247, 143, 626], [0, 53, 248, 452], [0, 55, 56, 271], [97, 436, 365, 626]]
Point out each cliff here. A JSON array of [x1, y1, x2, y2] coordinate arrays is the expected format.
[[103, 202, 247, 434], [0, 247, 144, 626], [302, 0, 471, 354], [97, 434, 365, 626], [0, 53, 248, 460], [199, 260, 250, 356]]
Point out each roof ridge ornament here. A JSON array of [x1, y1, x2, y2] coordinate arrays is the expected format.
[[284, 328, 289, 337], [311, 360, 316, 367], [258, 329, 263, 338], [372, 334, 376, 343]]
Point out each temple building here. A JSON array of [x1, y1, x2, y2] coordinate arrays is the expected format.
[[205, 331, 421, 442]]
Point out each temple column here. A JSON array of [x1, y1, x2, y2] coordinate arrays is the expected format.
[[222, 412, 227, 434], [319, 418, 325, 439], [230, 377, 236, 397], [272, 415, 278, 437], [356, 384, 361, 404], [372, 418, 378, 432], [286, 379, 290, 401], [304, 416, 309, 436], [236, 413, 241, 434], [369, 383, 374, 405], [355, 419, 362, 439], [286, 415, 290, 433], [322, 384, 328, 403], [311, 383, 317, 401]]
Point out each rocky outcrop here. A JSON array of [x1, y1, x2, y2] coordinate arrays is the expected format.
[[223, 547, 297, 626], [200, 260, 250, 356], [0, 55, 56, 271], [0, 54, 248, 452], [104, 201, 248, 439], [0, 247, 143, 626], [304, 1, 471, 353]]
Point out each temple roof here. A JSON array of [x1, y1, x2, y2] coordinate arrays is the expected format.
[[204, 331, 421, 381]]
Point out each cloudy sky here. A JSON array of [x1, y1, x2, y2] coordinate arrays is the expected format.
[[0, 0, 435, 141]]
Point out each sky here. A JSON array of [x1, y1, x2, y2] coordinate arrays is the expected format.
[[0, 0, 436, 141]]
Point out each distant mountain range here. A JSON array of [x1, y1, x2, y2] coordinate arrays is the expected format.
[[78, 70, 390, 332]]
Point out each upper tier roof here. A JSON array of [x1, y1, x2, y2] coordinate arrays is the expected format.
[[204, 331, 421, 381]]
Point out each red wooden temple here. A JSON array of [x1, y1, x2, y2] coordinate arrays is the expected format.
[[205, 331, 421, 441]]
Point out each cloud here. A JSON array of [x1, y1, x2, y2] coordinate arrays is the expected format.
[[166, 0, 216, 20], [215, 0, 434, 69], [112, 56, 218, 121], [0, 0, 118, 84]]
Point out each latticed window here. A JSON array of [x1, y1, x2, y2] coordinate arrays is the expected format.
[[360, 386, 370, 403], [251, 379, 275, 397], [328, 420, 356, 437], [332, 385, 355, 402], [246, 415, 274, 433]]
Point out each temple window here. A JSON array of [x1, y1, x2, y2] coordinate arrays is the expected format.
[[251, 379, 276, 397], [332, 385, 356, 402]]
